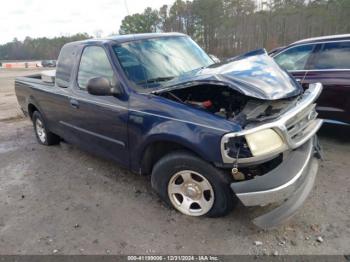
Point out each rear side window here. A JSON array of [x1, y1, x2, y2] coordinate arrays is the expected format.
[[311, 41, 350, 70], [77, 46, 114, 89], [56, 44, 78, 88], [274, 44, 315, 71]]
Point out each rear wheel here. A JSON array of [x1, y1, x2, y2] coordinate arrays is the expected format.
[[32, 111, 60, 146], [151, 151, 236, 217]]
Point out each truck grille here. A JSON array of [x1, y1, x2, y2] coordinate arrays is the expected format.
[[283, 104, 319, 148]]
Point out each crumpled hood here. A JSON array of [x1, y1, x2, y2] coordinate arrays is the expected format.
[[156, 49, 302, 100]]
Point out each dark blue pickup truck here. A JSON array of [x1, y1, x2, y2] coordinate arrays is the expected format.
[[15, 33, 323, 228]]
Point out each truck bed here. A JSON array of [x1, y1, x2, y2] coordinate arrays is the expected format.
[[15, 72, 57, 118]]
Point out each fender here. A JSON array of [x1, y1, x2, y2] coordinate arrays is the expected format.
[[27, 94, 48, 122], [129, 118, 225, 173]]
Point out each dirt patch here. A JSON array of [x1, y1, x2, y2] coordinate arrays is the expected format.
[[0, 114, 25, 123]]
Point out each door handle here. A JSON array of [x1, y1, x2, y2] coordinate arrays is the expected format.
[[70, 98, 79, 109]]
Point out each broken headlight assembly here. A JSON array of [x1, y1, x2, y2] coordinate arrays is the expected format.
[[224, 136, 252, 159], [221, 128, 287, 164]]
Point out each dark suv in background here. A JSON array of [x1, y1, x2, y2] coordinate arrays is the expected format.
[[271, 34, 350, 125]]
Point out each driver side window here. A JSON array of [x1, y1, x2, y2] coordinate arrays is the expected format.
[[77, 46, 114, 89], [274, 44, 315, 71]]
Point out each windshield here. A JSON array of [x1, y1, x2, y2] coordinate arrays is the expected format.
[[113, 36, 214, 88]]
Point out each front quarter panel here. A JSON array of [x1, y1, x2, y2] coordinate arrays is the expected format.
[[128, 91, 241, 172]]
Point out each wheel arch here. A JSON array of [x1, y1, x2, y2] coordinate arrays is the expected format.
[[140, 138, 208, 176], [28, 103, 38, 120]]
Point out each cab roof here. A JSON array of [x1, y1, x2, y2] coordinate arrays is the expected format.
[[67, 32, 187, 46]]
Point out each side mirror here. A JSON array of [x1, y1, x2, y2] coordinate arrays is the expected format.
[[86, 77, 122, 96]]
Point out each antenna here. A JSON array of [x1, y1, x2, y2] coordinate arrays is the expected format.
[[124, 0, 130, 15]]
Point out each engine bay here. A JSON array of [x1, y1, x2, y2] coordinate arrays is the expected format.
[[157, 84, 297, 127]]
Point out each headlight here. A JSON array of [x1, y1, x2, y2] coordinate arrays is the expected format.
[[245, 129, 285, 157]]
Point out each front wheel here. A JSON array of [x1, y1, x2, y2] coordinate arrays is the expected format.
[[151, 151, 236, 217]]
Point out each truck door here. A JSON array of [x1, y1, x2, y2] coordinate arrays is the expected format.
[[37, 44, 79, 136], [61, 45, 129, 167]]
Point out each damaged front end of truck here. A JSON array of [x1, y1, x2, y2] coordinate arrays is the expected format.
[[222, 83, 323, 228], [153, 49, 323, 228]]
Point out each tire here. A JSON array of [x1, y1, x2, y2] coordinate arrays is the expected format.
[[151, 151, 237, 217], [32, 111, 60, 146]]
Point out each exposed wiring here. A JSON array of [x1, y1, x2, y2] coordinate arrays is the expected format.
[[232, 146, 240, 172]]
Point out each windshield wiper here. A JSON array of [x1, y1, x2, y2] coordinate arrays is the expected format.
[[137, 76, 174, 85]]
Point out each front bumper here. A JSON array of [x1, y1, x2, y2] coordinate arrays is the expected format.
[[231, 137, 320, 229]]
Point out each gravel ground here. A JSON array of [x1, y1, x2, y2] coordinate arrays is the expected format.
[[0, 69, 349, 255]]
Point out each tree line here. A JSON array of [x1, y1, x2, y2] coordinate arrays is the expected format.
[[119, 0, 350, 58], [1, 0, 349, 60], [0, 33, 91, 61]]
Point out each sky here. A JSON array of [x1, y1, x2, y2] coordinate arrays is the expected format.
[[0, 0, 175, 44]]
